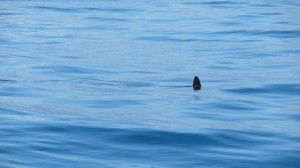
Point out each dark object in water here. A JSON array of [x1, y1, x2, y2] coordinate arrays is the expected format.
[[193, 76, 201, 90]]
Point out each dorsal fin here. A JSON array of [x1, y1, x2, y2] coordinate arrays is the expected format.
[[193, 76, 201, 90]]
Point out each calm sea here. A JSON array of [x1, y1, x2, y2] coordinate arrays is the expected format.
[[1, 0, 300, 167]]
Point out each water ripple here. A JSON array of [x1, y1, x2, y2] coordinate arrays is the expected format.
[[0, 107, 28, 115], [86, 17, 128, 22], [0, 87, 33, 97], [136, 36, 197, 42], [26, 6, 83, 13], [184, 1, 249, 5], [87, 99, 144, 108], [210, 30, 300, 38], [82, 7, 141, 12], [33, 65, 90, 74], [26, 6, 141, 13], [224, 84, 300, 96]]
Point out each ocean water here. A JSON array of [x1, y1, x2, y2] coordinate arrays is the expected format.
[[0, 0, 300, 167]]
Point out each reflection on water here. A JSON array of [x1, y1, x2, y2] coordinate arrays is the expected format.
[[0, 0, 300, 167]]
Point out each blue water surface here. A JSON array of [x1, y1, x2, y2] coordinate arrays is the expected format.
[[1, 0, 300, 167]]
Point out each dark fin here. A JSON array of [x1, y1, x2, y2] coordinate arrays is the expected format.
[[193, 76, 201, 90]]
